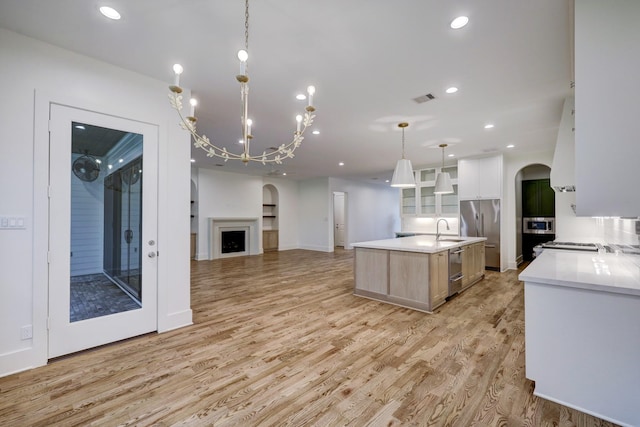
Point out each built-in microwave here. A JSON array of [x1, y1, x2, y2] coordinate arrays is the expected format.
[[523, 217, 555, 234]]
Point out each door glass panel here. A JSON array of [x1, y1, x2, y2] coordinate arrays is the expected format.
[[70, 122, 143, 322]]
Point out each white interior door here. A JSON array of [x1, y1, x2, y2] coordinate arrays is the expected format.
[[333, 192, 345, 247], [48, 104, 158, 358]]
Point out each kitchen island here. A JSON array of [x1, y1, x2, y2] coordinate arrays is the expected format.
[[519, 250, 640, 427], [352, 235, 486, 312]]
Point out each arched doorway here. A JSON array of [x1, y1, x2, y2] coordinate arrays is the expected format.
[[515, 164, 555, 263]]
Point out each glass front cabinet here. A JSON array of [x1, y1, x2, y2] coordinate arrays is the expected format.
[[400, 165, 458, 217]]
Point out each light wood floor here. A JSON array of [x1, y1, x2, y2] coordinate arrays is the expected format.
[[0, 249, 618, 426]]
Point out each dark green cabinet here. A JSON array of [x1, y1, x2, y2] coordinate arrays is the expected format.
[[522, 179, 555, 217]]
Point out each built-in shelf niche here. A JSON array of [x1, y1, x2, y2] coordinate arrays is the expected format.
[[262, 185, 279, 252]]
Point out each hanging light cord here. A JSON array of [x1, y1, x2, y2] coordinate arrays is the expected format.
[[244, 0, 249, 55], [401, 127, 406, 159]]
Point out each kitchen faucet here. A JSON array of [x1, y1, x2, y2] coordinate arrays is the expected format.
[[436, 218, 450, 241]]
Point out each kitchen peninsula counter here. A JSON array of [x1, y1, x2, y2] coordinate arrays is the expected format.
[[352, 236, 486, 313], [519, 251, 640, 427]]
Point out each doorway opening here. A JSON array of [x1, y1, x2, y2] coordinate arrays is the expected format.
[[516, 164, 555, 262], [333, 192, 346, 248]]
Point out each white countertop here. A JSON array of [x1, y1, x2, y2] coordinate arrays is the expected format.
[[519, 250, 640, 297], [352, 235, 487, 254]]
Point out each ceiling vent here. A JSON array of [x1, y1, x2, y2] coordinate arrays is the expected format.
[[413, 93, 436, 104]]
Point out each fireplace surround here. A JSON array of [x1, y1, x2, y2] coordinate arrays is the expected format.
[[209, 218, 259, 259]]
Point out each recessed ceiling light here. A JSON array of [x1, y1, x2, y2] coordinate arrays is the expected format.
[[445, 87, 458, 94], [296, 94, 306, 100], [385, 179, 390, 183], [238, 139, 244, 144], [282, 172, 287, 176], [108, 164, 113, 170], [75, 125, 85, 130], [118, 158, 124, 163], [190, 159, 196, 163], [312, 130, 320, 135], [507, 144, 515, 148], [99, 6, 121, 20], [484, 124, 494, 129], [339, 162, 345, 166], [450, 16, 469, 29], [95, 159, 102, 164], [448, 154, 455, 157]]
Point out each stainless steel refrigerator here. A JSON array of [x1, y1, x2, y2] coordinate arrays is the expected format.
[[460, 199, 500, 270]]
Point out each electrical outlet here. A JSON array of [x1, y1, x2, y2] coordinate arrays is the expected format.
[[20, 325, 33, 340]]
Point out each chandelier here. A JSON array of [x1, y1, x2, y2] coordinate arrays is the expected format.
[[168, 0, 317, 164]]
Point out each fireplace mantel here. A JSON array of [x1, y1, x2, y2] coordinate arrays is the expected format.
[[209, 217, 260, 259]]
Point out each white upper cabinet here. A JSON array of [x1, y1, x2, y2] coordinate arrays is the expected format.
[[575, 1, 640, 217], [400, 166, 458, 217], [458, 155, 503, 200]]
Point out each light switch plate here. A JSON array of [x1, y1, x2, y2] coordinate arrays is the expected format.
[[0, 216, 26, 230]]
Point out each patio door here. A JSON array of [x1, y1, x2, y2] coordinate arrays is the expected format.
[[48, 104, 158, 358]]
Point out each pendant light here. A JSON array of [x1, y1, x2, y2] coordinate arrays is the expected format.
[[390, 122, 416, 188], [434, 144, 453, 194]]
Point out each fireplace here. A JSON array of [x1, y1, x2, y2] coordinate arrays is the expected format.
[[221, 229, 247, 254], [209, 218, 259, 259]]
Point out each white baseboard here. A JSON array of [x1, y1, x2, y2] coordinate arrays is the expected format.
[[0, 347, 45, 378], [299, 244, 333, 252]]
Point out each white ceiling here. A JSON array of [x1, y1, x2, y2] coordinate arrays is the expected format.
[[0, 0, 572, 182]]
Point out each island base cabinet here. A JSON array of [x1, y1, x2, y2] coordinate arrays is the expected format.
[[354, 248, 389, 295], [354, 240, 484, 313], [462, 242, 485, 290], [389, 251, 431, 311], [525, 282, 640, 427], [430, 251, 449, 309]]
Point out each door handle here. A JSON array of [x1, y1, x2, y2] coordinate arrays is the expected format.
[[148, 252, 156, 258]]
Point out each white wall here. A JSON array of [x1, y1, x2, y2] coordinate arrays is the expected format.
[[196, 169, 263, 259], [0, 29, 192, 377], [194, 172, 399, 254], [503, 150, 554, 270], [521, 165, 551, 180], [328, 178, 400, 248], [554, 192, 603, 242], [194, 169, 301, 257], [298, 178, 332, 252]]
